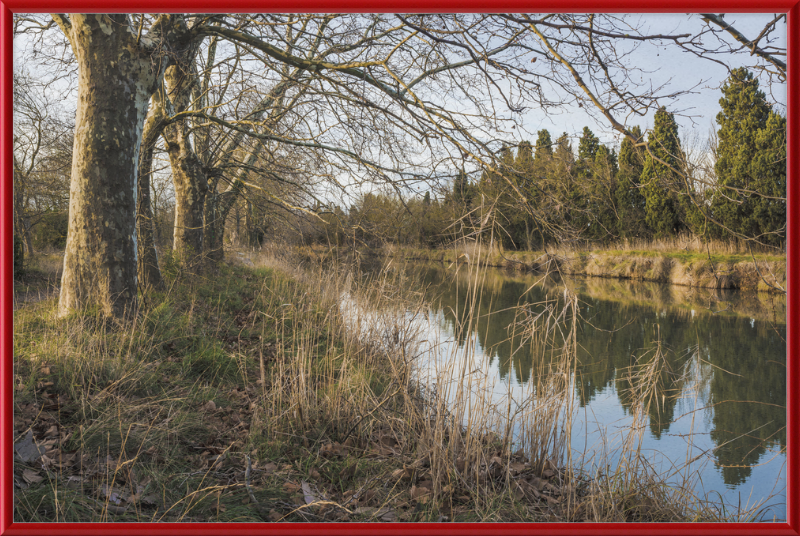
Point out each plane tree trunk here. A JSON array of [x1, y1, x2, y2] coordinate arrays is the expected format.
[[136, 89, 167, 290], [163, 41, 208, 268], [54, 14, 164, 319]]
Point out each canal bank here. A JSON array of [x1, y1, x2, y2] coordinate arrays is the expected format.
[[385, 245, 786, 293]]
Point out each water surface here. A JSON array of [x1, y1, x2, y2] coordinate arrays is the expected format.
[[393, 262, 786, 521]]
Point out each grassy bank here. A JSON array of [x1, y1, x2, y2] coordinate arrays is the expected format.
[[13, 249, 765, 523], [382, 239, 786, 293]]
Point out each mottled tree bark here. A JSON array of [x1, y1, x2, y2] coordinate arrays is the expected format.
[[136, 90, 166, 290], [54, 14, 163, 319], [163, 47, 207, 267]]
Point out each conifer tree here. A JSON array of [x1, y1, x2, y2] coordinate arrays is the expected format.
[[534, 129, 553, 162], [515, 140, 539, 249], [615, 126, 650, 238], [578, 127, 600, 161], [711, 68, 786, 246], [641, 108, 684, 237], [569, 127, 603, 239], [516, 141, 534, 172], [588, 145, 619, 242], [496, 145, 525, 248]]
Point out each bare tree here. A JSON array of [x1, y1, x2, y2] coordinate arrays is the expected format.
[[13, 69, 72, 255], [14, 13, 786, 318]]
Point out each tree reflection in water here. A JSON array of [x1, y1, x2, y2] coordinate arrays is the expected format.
[[409, 263, 785, 490]]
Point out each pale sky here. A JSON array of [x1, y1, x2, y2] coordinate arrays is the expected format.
[[511, 13, 787, 149], [14, 13, 788, 204]]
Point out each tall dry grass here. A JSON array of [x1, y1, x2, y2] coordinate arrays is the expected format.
[[550, 233, 783, 258], [13, 241, 782, 522]]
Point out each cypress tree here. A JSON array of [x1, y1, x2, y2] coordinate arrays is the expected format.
[[516, 141, 534, 172], [515, 140, 535, 203], [515, 140, 539, 249], [615, 126, 650, 238], [711, 68, 786, 246], [555, 132, 572, 156], [641, 107, 684, 237], [578, 126, 600, 161], [534, 129, 553, 162], [497, 145, 523, 248], [580, 144, 619, 242]]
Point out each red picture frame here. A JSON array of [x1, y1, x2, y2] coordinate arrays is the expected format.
[[1, 4, 797, 535]]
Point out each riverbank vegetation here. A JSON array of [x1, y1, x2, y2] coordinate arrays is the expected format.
[[14, 249, 777, 523], [376, 240, 786, 293]]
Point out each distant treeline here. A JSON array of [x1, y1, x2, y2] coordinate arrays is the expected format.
[[310, 69, 786, 251]]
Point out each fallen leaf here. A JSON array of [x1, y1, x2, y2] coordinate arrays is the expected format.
[[380, 509, 397, 522], [410, 485, 431, 503], [263, 462, 278, 475], [282, 481, 301, 494], [202, 400, 217, 412], [268, 509, 282, 522], [545, 495, 560, 505], [510, 462, 527, 474], [319, 442, 345, 458], [22, 469, 43, 484], [98, 484, 124, 505], [14, 430, 45, 463], [301, 481, 317, 505]]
